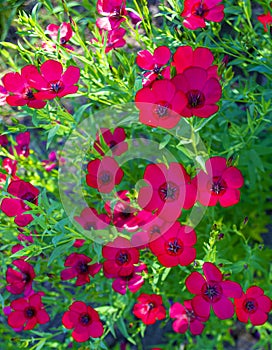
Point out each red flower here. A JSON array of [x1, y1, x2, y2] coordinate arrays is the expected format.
[[8, 293, 50, 330], [192, 156, 244, 207], [2, 66, 47, 109], [96, 0, 127, 31], [181, 0, 224, 30], [1, 180, 40, 226], [172, 46, 219, 79], [45, 22, 74, 50], [61, 253, 102, 286], [14, 131, 30, 157], [0, 134, 8, 147], [6, 259, 35, 295], [0, 85, 8, 106], [185, 262, 242, 319], [136, 46, 171, 86], [138, 163, 196, 222], [27, 60, 80, 100], [74, 207, 110, 230], [257, 12, 272, 32], [102, 237, 139, 277], [0, 158, 19, 189], [149, 222, 197, 267], [234, 286, 271, 326], [133, 293, 166, 325], [102, 28, 126, 53], [86, 156, 124, 193], [172, 67, 222, 118], [170, 300, 208, 335], [94, 127, 128, 156], [135, 79, 187, 128], [62, 301, 104, 342]]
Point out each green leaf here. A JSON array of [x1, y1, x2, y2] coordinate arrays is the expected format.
[[47, 241, 75, 266], [116, 318, 136, 345]]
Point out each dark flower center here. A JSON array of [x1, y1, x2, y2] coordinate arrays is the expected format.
[[116, 251, 130, 265], [99, 171, 112, 185], [148, 302, 155, 310], [192, 2, 208, 17], [22, 272, 31, 283], [25, 307, 36, 318], [150, 225, 161, 234], [202, 282, 222, 303], [112, 7, 122, 18], [186, 309, 196, 321], [159, 181, 179, 202], [21, 192, 36, 203], [24, 88, 35, 100], [84, 222, 95, 230], [80, 313, 91, 325], [109, 140, 117, 149], [187, 90, 205, 108], [60, 37, 67, 44], [166, 238, 183, 256], [211, 177, 226, 195], [50, 81, 64, 93], [154, 102, 170, 118], [77, 261, 89, 274], [153, 64, 162, 74], [244, 299, 257, 313]]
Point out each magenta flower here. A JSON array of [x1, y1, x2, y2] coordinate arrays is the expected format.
[[0, 85, 8, 106], [94, 127, 128, 156], [6, 259, 35, 295], [192, 156, 244, 207], [136, 46, 171, 86], [2, 66, 46, 109], [149, 222, 197, 267], [172, 67, 222, 118], [234, 286, 271, 326], [74, 207, 110, 230], [257, 12, 272, 32], [170, 300, 208, 335], [138, 162, 196, 222], [1, 180, 40, 226], [181, 0, 224, 30], [45, 22, 74, 50], [86, 156, 124, 193], [8, 293, 50, 331], [61, 253, 102, 286], [62, 301, 104, 342], [0, 134, 8, 147], [185, 262, 242, 319], [135, 79, 187, 129], [103, 28, 126, 53], [96, 0, 127, 30], [13, 131, 30, 157], [27, 59, 80, 100], [133, 293, 166, 325]]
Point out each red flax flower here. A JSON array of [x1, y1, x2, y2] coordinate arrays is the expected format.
[[172, 67, 222, 118], [234, 286, 271, 326], [138, 162, 196, 222], [257, 12, 272, 32], [96, 0, 127, 31], [170, 300, 208, 335], [94, 127, 128, 156], [86, 156, 124, 193], [14, 131, 30, 157], [102, 237, 139, 277], [136, 46, 171, 86], [74, 207, 110, 231], [1, 180, 40, 226], [27, 60, 80, 100], [181, 0, 224, 30], [135, 79, 187, 129], [149, 222, 197, 267], [62, 301, 104, 342], [133, 293, 166, 325], [6, 259, 35, 295], [45, 22, 74, 50], [2, 66, 46, 109], [192, 156, 244, 207], [61, 253, 102, 286], [185, 262, 242, 319], [8, 293, 50, 330]]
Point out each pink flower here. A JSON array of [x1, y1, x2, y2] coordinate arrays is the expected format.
[[0, 85, 8, 106], [149, 222, 197, 267], [27, 60, 80, 100], [0, 158, 19, 189], [138, 163, 196, 222], [14, 132, 30, 157], [133, 293, 166, 325], [62, 301, 104, 342], [41, 151, 66, 171], [185, 262, 242, 319], [127, 9, 142, 26], [234, 286, 271, 326], [192, 156, 244, 207], [45, 22, 74, 50], [0, 134, 8, 147], [96, 0, 127, 31], [93, 127, 128, 156], [61, 253, 102, 286], [74, 207, 110, 230], [172, 46, 219, 79], [181, 0, 224, 30], [136, 46, 171, 86], [6, 259, 35, 295], [257, 12, 272, 32], [1, 180, 40, 226], [104, 28, 126, 53], [135, 80, 187, 129], [170, 300, 208, 335], [86, 156, 124, 193], [2, 67, 47, 109], [172, 67, 222, 118]]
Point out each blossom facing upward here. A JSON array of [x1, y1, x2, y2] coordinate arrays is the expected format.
[[170, 300, 208, 335], [136, 46, 171, 86], [181, 0, 225, 30], [192, 156, 244, 207], [185, 262, 242, 319], [135, 79, 187, 129], [6, 259, 35, 295], [8, 293, 50, 331], [133, 293, 166, 325], [257, 12, 272, 32], [96, 0, 127, 31], [94, 127, 128, 156], [62, 301, 104, 342], [234, 286, 271, 326], [61, 253, 102, 286]]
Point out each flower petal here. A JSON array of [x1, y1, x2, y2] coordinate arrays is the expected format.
[[185, 271, 206, 294], [213, 296, 234, 319]]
